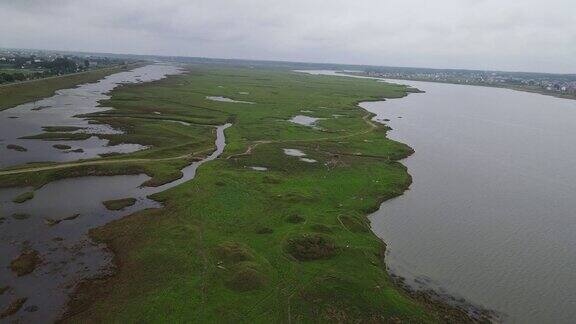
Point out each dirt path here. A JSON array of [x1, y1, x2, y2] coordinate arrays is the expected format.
[[0, 112, 379, 176], [226, 112, 378, 159], [0, 148, 215, 176]]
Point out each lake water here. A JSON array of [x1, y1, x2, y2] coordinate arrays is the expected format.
[[289, 115, 322, 128], [303, 70, 576, 323]]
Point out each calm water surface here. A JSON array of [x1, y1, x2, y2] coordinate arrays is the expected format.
[[305, 70, 576, 323], [0, 64, 182, 168], [0, 64, 232, 322], [0, 124, 230, 322]]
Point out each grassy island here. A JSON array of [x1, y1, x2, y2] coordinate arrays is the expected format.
[[103, 198, 137, 211], [12, 191, 34, 204]]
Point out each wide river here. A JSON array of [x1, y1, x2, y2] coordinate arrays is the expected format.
[[305, 71, 576, 323]]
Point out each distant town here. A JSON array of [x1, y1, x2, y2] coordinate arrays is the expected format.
[[2, 47, 575, 101], [350, 67, 576, 99], [0, 48, 129, 84]]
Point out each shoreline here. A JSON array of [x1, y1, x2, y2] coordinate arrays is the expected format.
[[61, 91, 480, 323], [298, 68, 496, 320], [3, 66, 484, 322], [356, 95, 499, 323], [390, 272, 499, 323], [0, 62, 146, 112], [340, 71, 576, 102]]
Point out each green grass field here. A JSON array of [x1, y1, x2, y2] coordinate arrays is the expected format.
[[1, 65, 471, 322]]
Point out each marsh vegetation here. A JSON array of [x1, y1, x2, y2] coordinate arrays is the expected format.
[[0, 65, 471, 322]]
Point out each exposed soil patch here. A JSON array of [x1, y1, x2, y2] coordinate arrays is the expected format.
[[10, 250, 42, 276], [6, 144, 27, 152], [44, 214, 80, 226], [53, 144, 72, 150], [0, 297, 27, 319]]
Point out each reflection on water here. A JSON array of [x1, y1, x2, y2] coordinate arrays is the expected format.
[[205, 96, 254, 104], [289, 115, 323, 129], [0, 64, 182, 168]]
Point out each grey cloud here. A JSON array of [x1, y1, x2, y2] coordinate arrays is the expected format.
[[0, 0, 574, 73]]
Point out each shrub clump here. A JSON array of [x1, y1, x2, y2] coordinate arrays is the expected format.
[[215, 242, 253, 263], [225, 266, 267, 292], [0, 297, 27, 319], [286, 234, 337, 261], [255, 226, 273, 234], [286, 214, 305, 224], [6, 144, 27, 152], [310, 224, 333, 233]]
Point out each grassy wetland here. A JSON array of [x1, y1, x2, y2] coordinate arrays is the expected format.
[[1, 65, 472, 322], [0, 64, 141, 112]]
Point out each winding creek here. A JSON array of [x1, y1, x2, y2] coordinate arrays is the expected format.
[[0, 64, 232, 322], [306, 70, 576, 323]]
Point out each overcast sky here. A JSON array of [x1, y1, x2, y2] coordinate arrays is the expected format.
[[0, 0, 574, 73]]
